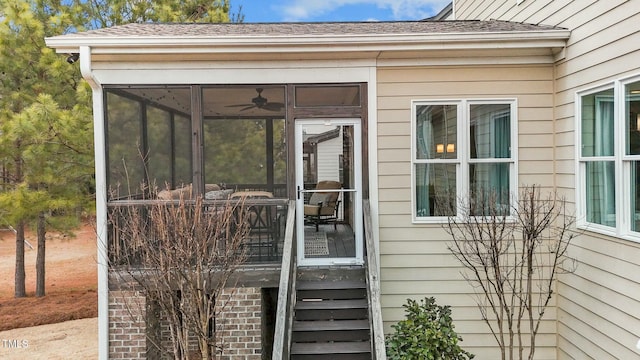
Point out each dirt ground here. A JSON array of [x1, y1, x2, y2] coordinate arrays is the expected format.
[[0, 222, 98, 359], [0, 317, 97, 359]]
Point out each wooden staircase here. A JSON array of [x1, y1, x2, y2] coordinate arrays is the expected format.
[[291, 267, 372, 360]]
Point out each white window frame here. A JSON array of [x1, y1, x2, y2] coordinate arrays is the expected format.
[[412, 98, 518, 223], [576, 74, 640, 242]]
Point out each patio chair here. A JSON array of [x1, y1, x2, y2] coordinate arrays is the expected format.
[[304, 180, 341, 232]]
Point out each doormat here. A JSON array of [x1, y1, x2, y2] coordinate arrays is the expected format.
[[305, 231, 329, 256]]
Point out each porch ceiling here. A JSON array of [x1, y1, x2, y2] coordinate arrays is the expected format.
[[114, 84, 360, 118], [120, 86, 287, 118]]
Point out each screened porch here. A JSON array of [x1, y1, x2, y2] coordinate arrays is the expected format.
[[104, 84, 367, 265]]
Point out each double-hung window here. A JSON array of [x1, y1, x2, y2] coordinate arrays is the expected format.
[[412, 99, 517, 222], [578, 76, 640, 239], [578, 88, 616, 229]]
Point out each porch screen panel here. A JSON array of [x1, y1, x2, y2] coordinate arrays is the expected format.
[[173, 114, 193, 187], [204, 119, 264, 185], [146, 107, 172, 189], [106, 91, 144, 199], [271, 119, 287, 186], [295, 85, 360, 107], [202, 86, 287, 195]]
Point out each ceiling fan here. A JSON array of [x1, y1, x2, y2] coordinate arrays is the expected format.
[[227, 88, 284, 112]]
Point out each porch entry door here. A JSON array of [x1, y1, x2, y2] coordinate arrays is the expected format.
[[295, 118, 363, 266]]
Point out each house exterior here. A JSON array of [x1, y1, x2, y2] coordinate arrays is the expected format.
[[453, 2, 640, 358], [45, 1, 640, 359]]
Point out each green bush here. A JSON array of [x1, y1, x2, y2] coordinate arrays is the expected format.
[[386, 297, 474, 360]]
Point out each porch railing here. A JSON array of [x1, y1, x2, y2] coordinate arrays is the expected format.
[[107, 198, 290, 266], [364, 199, 387, 360], [271, 200, 296, 360]]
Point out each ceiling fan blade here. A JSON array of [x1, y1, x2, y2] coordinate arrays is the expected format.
[[263, 102, 285, 111], [227, 89, 282, 111]]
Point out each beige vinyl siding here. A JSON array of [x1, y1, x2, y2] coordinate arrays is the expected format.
[[542, 2, 640, 359], [455, 0, 640, 358], [377, 64, 556, 359], [316, 136, 341, 182]]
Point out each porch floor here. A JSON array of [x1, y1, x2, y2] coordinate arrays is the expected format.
[[245, 222, 355, 263], [304, 223, 356, 259]]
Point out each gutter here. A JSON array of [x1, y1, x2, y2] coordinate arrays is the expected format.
[[46, 29, 571, 55], [79, 46, 109, 360]]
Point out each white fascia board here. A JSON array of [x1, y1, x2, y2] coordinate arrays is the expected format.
[[45, 29, 570, 55]]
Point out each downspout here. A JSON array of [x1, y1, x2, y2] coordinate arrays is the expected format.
[[79, 45, 108, 360], [370, 54, 382, 306]]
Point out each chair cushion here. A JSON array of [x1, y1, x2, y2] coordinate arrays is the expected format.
[[308, 193, 328, 206], [304, 202, 336, 216], [304, 180, 341, 223], [230, 191, 273, 199], [158, 183, 221, 200], [304, 204, 321, 216], [205, 189, 234, 200], [315, 180, 341, 190]]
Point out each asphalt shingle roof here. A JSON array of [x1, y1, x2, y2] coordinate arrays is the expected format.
[[68, 20, 564, 38]]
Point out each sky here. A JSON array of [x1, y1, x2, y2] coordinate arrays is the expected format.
[[232, 0, 451, 22]]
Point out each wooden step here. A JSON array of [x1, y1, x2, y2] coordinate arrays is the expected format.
[[297, 280, 366, 300], [297, 267, 366, 283], [290, 341, 371, 360], [292, 328, 370, 343], [291, 268, 372, 359], [295, 298, 368, 320], [293, 319, 369, 332], [296, 298, 368, 311], [297, 279, 365, 291], [292, 319, 370, 342]]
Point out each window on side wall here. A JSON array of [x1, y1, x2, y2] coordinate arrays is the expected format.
[[412, 100, 517, 222], [577, 76, 640, 240]]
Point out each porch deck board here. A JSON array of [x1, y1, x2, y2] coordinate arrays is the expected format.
[[324, 223, 356, 258], [244, 222, 355, 263]]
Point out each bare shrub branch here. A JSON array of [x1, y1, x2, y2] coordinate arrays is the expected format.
[[444, 185, 578, 360], [108, 189, 250, 360]]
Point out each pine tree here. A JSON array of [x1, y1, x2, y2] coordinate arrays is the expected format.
[[0, 0, 90, 298], [0, 0, 240, 298]]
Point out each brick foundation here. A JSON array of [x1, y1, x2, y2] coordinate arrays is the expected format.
[[109, 290, 147, 359], [216, 287, 262, 359], [109, 287, 263, 359]]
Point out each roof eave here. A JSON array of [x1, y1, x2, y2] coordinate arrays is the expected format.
[[45, 30, 570, 56]]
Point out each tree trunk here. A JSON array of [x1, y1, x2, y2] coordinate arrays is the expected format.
[[15, 221, 26, 298], [36, 212, 46, 297]]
